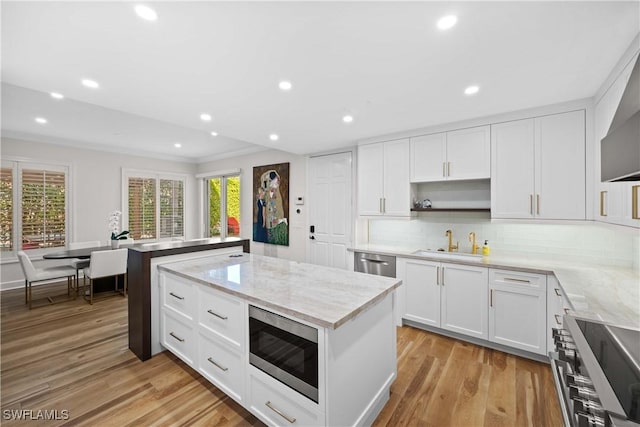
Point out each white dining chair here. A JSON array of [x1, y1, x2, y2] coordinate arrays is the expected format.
[[82, 248, 128, 305], [68, 240, 101, 295], [17, 251, 77, 309]]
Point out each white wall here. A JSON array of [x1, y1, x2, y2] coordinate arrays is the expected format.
[[197, 149, 308, 262], [0, 137, 198, 288]]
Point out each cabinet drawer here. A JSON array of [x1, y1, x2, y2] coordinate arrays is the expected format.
[[197, 332, 244, 403], [490, 269, 546, 291], [161, 310, 194, 365], [249, 367, 324, 427], [198, 285, 244, 348], [163, 274, 196, 319]]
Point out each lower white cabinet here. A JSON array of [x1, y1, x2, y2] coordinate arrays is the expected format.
[[488, 269, 547, 355], [161, 309, 195, 365], [402, 258, 488, 340], [197, 331, 245, 403]]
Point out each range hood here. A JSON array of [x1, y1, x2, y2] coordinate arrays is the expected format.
[[601, 54, 640, 182]]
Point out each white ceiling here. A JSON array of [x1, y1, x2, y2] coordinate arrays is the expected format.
[[2, 1, 639, 163]]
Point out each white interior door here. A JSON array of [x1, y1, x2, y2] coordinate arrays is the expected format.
[[308, 152, 353, 269]]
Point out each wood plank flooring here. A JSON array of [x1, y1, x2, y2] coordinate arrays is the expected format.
[[1, 281, 562, 426]]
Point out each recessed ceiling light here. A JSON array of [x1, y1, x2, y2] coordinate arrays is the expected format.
[[134, 5, 158, 21], [464, 85, 480, 95], [210, 131, 218, 137], [200, 113, 212, 122], [82, 79, 99, 89], [50, 92, 64, 99], [174, 143, 182, 148], [437, 15, 458, 30], [269, 134, 279, 141], [279, 81, 292, 91], [35, 117, 48, 124], [343, 115, 354, 123]]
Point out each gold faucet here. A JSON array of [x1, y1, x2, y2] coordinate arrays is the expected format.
[[445, 229, 458, 252], [469, 232, 480, 255]]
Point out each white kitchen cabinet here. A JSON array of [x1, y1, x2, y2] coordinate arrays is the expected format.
[[401, 258, 488, 340], [491, 110, 586, 220], [547, 275, 571, 353], [357, 138, 411, 216], [489, 269, 547, 355], [440, 263, 489, 340], [410, 125, 490, 182]]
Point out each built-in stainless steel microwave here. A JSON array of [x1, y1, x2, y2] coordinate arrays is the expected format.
[[248, 305, 319, 403]]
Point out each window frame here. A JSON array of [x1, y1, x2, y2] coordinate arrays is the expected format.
[[1, 157, 71, 260], [121, 168, 187, 243], [199, 169, 241, 239]]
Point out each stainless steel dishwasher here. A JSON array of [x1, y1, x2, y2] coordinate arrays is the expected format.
[[354, 252, 396, 278]]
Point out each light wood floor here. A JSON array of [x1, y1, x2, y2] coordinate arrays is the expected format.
[[1, 281, 562, 426]]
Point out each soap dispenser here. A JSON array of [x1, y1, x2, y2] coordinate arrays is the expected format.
[[482, 240, 490, 256]]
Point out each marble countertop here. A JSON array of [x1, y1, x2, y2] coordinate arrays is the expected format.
[[158, 253, 402, 329], [350, 244, 640, 329]]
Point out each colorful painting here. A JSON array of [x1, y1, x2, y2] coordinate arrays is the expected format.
[[253, 162, 289, 246]]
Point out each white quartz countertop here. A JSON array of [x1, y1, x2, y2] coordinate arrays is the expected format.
[[158, 253, 402, 329], [350, 244, 640, 329]]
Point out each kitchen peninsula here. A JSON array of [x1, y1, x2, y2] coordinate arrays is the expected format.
[[157, 252, 401, 427]]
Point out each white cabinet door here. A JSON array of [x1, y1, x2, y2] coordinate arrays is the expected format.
[[440, 263, 488, 340], [491, 119, 536, 218], [446, 125, 490, 181], [535, 110, 586, 220], [357, 142, 385, 216], [383, 139, 411, 216], [402, 258, 440, 327], [410, 133, 446, 182], [489, 270, 547, 355]]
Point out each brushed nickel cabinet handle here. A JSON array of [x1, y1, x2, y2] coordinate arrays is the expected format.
[[207, 309, 228, 320], [555, 314, 562, 325], [564, 308, 570, 314], [265, 401, 296, 424], [443, 162, 446, 177], [207, 357, 228, 372], [441, 266, 445, 286], [536, 194, 540, 215], [436, 266, 440, 286], [490, 289, 493, 307], [530, 194, 533, 215], [504, 277, 531, 284], [169, 332, 184, 342], [633, 185, 639, 220], [379, 198, 383, 213], [447, 162, 451, 177], [600, 191, 608, 217], [382, 198, 386, 213], [554, 288, 562, 297], [169, 292, 184, 300]]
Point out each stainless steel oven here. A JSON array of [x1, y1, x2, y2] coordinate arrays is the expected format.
[[249, 305, 319, 403], [550, 315, 640, 427]]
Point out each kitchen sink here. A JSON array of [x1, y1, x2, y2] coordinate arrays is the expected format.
[[411, 249, 483, 261]]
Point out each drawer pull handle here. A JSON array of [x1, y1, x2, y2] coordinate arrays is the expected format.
[[554, 314, 562, 325], [207, 357, 228, 372], [436, 266, 440, 286], [554, 288, 562, 297], [564, 308, 570, 314], [169, 332, 184, 342], [169, 292, 184, 300], [503, 277, 531, 284], [265, 401, 296, 424], [207, 309, 228, 320], [490, 289, 494, 307]]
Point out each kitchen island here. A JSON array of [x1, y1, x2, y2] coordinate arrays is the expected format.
[[157, 252, 401, 427]]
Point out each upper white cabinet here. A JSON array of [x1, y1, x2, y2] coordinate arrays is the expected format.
[[358, 139, 411, 217], [491, 110, 586, 219], [410, 125, 490, 182]]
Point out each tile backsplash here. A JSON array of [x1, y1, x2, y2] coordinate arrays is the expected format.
[[367, 213, 640, 270]]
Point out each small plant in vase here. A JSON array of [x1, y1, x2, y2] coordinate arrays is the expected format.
[[108, 210, 130, 248]]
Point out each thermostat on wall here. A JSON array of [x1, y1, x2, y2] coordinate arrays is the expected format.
[[295, 196, 304, 205]]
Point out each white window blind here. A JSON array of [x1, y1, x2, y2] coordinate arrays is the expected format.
[[21, 168, 66, 249], [128, 177, 156, 240], [0, 166, 14, 251], [159, 179, 184, 238]]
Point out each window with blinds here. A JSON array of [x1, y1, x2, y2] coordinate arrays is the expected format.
[[160, 179, 184, 238], [128, 177, 156, 240], [0, 167, 13, 251], [21, 168, 66, 249]]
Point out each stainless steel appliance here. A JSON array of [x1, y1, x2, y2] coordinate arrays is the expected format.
[[249, 305, 319, 402], [550, 315, 640, 427], [354, 252, 396, 278]]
